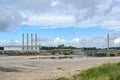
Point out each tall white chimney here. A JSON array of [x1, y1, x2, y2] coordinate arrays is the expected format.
[[35, 33, 37, 52], [107, 33, 109, 54], [27, 33, 29, 51], [31, 33, 33, 51], [22, 33, 24, 52]]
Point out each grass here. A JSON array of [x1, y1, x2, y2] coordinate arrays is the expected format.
[[56, 62, 120, 80]]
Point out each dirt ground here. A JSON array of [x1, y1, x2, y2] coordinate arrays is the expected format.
[[0, 56, 120, 80]]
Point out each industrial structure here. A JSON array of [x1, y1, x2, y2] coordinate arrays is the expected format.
[[107, 33, 110, 52], [4, 33, 39, 52], [1, 33, 120, 56], [22, 33, 38, 52]]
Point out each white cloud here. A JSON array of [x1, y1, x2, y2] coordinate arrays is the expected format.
[[114, 38, 120, 44], [0, 0, 120, 30], [0, 40, 21, 46], [0, 7, 23, 31], [70, 36, 107, 47], [51, 0, 58, 7], [1, 34, 120, 48], [72, 38, 80, 43], [36, 34, 120, 48], [53, 37, 65, 45], [22, 14, 76, 28]]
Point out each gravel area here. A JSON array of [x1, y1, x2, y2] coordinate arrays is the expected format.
[[0, 56, 120, 80]]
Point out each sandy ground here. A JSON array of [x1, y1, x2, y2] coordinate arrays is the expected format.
[[0, 56, 120, 80]]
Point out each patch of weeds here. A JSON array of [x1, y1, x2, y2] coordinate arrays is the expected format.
[[0, 67, 21, 72], [72, 62, 120, 80], [57, 67, 65, 71], [56, 77, 69, 80], [56, 62, 120, 80], [24, 64, 37, 67]]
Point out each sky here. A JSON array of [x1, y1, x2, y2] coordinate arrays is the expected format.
[[0, 0, 120, 48]]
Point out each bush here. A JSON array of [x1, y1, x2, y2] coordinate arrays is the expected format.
[[110, 72, 120, 80]]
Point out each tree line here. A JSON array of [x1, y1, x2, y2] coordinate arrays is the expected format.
[[40, 44, 120, 50], [40, 44, 76, 50], [0, 47, 4, 50]]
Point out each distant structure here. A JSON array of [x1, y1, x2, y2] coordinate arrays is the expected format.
[[31, 33, 33, 51], [22, 33, 24, 52], [22, 33, 38, 52], [107, 33, 110, 54], [27, 33, 29, 51], [35, 33, 37, 51]]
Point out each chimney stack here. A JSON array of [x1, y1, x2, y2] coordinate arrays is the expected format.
[[31, 33, 33, 51], [27, 33, 29, 51], [22, 33, 24, 52], [35, 33, 37, 52], [22, 33, 38, 52], [107, 33, 109, 54]]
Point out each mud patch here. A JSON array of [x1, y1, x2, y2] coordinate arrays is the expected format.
[[0, 67, 21, 72]]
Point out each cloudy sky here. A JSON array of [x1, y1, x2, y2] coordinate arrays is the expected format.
[[0, 0, 120, 48]]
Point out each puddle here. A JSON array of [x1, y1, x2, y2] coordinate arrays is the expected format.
[[30, 55, 84, 59]]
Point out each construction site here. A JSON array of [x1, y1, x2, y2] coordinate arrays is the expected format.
[[0, 33, 120, 80], [0, 33, 120, 57]]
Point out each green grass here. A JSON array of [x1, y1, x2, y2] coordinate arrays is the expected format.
[[56, 62, 120, 80]]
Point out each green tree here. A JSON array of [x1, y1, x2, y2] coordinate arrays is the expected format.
[[0, 47, 4, 50], [57, 44, 65, 49]]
